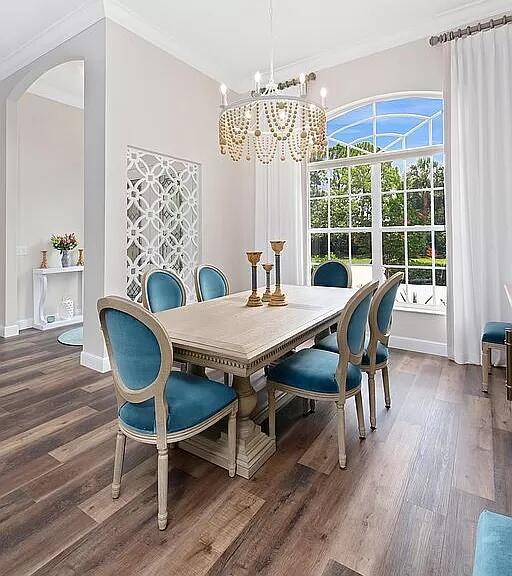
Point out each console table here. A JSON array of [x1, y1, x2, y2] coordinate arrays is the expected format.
[[32, 266, 84, 330]]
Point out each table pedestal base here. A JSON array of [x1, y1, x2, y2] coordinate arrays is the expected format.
[[179, 371, 276, 478], [179, 425, 275, 479]]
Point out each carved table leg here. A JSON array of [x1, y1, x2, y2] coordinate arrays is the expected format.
[[231, 375, 276, 478]]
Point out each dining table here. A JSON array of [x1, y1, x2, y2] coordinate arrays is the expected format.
[[156, 284, 355, 478]]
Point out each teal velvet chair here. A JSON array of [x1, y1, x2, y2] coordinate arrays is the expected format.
[[142, 268, 186, 313], [195, 265, 231, 386], [267, 280, 379, 469], [312, 260, 352, 289], [473, 510, 512, 575], [98, 296, 238, 530], [195, 265, 230, 302], [481, 321, 512, 392], [314, 272, 403, 430]]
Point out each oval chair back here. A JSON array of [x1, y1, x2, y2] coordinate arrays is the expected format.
[[366, 272, 404, 362], [142, 268, 186, 313], [97, 296, 172, 446], [312, 260, 352, 288], [195, 265, 229, 302], [335, 280, 379, 398]]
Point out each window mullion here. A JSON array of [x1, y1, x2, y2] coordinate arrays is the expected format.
[[371, 163, 382, 281]]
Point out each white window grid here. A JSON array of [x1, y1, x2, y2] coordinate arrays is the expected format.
[[308, 93, 445, 311]]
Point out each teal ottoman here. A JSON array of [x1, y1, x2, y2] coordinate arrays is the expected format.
[[473, 510, 512, 575]]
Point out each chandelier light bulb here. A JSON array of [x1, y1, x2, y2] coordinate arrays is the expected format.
[[254, 71, 262, 92], [320, 87, 327, 107], [219, 83, 228, 106]]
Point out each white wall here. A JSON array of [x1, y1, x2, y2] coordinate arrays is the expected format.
[[309, 39, 447, 353], [17, 93, 83, 325], [104, 20, 253, 303], [0, 21, 107, 365]]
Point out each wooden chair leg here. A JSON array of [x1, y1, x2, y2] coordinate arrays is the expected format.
[[368, 372, 377, 429], [336, 401, 347, 469], [488, 348, 493, 374], [482, 345, 489, 393], [157, 446, 168, 530], [302, 398, 316, 416], [112, 430, 126, 499], [382, 365, 391, 409], [228, 405, 237, 478], [355, 392, 366, 439], [268, 384, 276, 440]]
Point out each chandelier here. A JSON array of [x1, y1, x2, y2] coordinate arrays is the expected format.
[[218, 0, 327, 164]]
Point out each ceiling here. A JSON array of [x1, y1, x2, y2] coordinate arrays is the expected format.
[[1, 0, 511, 91]]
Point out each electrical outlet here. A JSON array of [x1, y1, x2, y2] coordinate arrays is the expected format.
[[16, 246, 28, 256]]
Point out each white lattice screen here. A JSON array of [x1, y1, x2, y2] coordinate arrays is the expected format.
[[126, 147, 200, 303]]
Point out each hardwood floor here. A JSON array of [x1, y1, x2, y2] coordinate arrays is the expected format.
[[0, 327, 511, 575]]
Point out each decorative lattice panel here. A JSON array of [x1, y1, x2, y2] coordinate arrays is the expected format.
[[126, 147, 200, 303]]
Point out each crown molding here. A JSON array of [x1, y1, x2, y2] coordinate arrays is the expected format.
[[1, 0, 510, 91], [0, 1, 104, 82], [235, 0, 512, 91]]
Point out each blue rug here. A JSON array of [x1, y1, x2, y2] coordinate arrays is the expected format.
[[58, 326, 83, 346]]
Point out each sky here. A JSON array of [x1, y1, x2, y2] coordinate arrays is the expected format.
[[327, 97, 443, 152]]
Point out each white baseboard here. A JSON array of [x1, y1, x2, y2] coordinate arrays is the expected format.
[[17, 318, 33, 331], [80, 351, 111, 373], [1, 324, 19, 338], [389, 335, 447, 357]]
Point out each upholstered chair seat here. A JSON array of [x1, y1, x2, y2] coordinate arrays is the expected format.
[[267, 349, 362, 395], [482, 322, 512, 344], [473, 510, 512, 576], [481, 321, 512, 392], [314, 334, 390, 365], [98, 296, 238, 531], [119, 372, 237, 435], [266, 280, 379, 469]]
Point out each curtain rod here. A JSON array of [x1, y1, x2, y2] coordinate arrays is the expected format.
[[429, 13, 511, 46]]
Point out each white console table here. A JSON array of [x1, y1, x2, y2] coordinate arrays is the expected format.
[[33, 266, 84, 330]]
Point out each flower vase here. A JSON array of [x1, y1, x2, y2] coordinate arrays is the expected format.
[[61, 250, 72, 268]]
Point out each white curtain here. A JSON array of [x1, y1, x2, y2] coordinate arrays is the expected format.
[[446, 25, 512, 364], [254, 160, 306, 286]]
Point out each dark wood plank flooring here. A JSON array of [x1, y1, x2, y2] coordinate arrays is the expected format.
[[0, 327, 510, 575]]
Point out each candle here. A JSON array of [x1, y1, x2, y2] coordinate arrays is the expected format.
[[246, 251, 263, 307], [269, 241, 287, 306]]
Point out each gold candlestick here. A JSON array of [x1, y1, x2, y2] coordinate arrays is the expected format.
[[262, 263, 273, 302], [246, 251, 263, 307], [76, 248, 84, 266], [269, 240, 287, 306], [40, 250, 48, 269]]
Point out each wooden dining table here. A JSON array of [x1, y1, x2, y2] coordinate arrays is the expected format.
[[156, 284, 355, 478]]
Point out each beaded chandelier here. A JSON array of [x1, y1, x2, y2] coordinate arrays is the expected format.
[[218, 0, 327, 164]]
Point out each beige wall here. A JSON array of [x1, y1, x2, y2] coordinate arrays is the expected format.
[[17, 93, 83, 324], [310, 39, 447, 352], [104, 21, 253, 304]]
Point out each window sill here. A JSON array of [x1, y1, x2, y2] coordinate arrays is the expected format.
[[394, 305, 446, 317]]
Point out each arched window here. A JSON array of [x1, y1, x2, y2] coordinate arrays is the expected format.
[[308, 93, 445, 310]]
